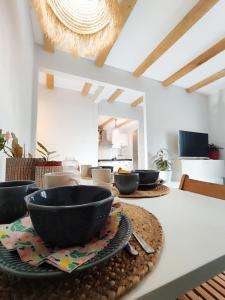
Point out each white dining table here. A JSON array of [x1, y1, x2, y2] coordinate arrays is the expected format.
[[119, 188, 225, 300]]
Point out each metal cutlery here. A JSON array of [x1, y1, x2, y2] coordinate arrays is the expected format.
[[132, 231, 155, 254], [125, 242, 139, 256]]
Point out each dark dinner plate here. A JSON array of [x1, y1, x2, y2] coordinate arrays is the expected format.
[[138, 180, 164, 191], [0, 213, 132, 279]]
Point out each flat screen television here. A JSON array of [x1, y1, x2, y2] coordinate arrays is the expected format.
[[179, 130, 209, 158]]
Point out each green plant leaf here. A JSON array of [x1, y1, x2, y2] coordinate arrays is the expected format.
[[47, 151, 57, 155], [37, 141, 48, 154], [37, 149, 48, 160]]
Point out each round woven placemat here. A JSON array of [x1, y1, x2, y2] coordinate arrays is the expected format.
[[119, 184, 170, 198], [0, 204, 163, 300]]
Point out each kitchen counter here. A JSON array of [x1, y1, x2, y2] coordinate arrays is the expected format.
[[98, 159, 133, 171]]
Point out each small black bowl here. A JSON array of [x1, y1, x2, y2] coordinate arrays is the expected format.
[[25, 185, 114, 248], [0, 181, 37, 224], [114, 173, 139, 195], [133, 170, 159, 184]]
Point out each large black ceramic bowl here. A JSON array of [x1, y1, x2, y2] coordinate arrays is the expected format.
[[114, 173, 139, 195], [133, 170, 159, 184], [25, 185, 114, 248], [0, 181, 36, 224]]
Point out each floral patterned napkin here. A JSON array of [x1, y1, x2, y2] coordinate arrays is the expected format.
[[0, 211, 121, 273]]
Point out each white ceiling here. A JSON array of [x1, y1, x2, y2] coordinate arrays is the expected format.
[[39, 71, 144, 105], [31, 0, 225, 95]]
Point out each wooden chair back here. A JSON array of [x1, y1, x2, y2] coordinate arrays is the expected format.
[[179, 174, 225, 200]]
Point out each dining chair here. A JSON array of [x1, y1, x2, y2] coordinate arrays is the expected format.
[[179, 174, 225, 200], [178, 174, 225, 300]]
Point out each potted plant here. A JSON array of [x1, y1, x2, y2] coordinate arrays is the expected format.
[[36, 142, 61, 166], [0, 129, 41, 181], [35, 142, 62, 187], [153, 149, 172, 183], [208, 144, 223, 160]]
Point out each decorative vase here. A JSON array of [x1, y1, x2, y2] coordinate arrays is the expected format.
[[5, 158, 41, 181], [159, 170, 172, 183], [208, 150, 219, 160], [35, 161, 62, 188]]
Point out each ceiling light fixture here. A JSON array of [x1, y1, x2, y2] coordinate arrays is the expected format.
[[33, 0, 122, 57]]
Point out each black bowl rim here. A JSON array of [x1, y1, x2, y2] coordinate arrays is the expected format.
[[25, 185, 113, 211], [133, 170, 159, 173], [114, 173, 139, 177], [0, 180, 35, 189]]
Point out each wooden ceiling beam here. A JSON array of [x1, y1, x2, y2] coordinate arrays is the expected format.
[[186, 69, 225, 93], [133, 0, 219, 77], [131, 96, 144, 107], [81, 83, 92, 96], [46, 73, 54, 89], [163, 37, 225, 86], [43, 35, 54, 53], [107, 89, 124, 103], [95, 0, 137, 67], [116, 119, 132, 128], [99, 117, 116, 129]]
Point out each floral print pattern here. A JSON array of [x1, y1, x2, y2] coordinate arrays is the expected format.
[[0, 211, 121, 273]]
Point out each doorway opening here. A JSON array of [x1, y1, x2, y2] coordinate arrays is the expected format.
[[98, 115, 139, 171]]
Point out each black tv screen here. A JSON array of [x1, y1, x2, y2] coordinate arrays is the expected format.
[[179, 130, 209, 158]]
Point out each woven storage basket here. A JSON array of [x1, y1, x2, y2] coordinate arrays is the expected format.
[[5, 158, 41, 181], [35, 165, 63, 188]]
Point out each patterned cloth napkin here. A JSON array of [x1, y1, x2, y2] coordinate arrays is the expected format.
[[0, 210, 121, 273]]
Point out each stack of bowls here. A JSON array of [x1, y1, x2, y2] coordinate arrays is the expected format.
[[133, 170, 159, 190]]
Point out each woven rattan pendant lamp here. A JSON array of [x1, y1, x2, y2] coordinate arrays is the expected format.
[[33, 0, 122, 56]]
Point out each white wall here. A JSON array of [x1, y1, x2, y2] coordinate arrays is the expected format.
[[37, 85, 98, 165], [35, 46, 209, 169], [208, 89, 225, 159], [146, 81, 209, 162], [0, 0, 34, 180]]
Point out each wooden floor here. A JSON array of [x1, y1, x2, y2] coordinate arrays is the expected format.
[[179, 271, 225, 299]]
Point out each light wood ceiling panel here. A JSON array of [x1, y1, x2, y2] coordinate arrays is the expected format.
[[131, 96, 143, 107], [186, 68, 225, 93], [43, 35, 54, 53], [99, 117, 116, 129], [133, 0, 219, 77], [107, 89, 124, 103], [116, 119, 132, 128], [46, 73, 54, 89], [81, 82, 92, 96], [163, 37, 225, 86]]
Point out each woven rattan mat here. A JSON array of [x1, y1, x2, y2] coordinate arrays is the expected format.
[[119, 184, 170, 198], [0, 203, 163, 300]]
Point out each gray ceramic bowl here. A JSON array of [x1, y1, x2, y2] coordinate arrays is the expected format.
[[25, 185, 114, 248], [114, 173, 139, 195]]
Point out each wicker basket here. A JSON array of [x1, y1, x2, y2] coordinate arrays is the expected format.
[[35, 165, 63, 188], [5, 158, 41, 181]]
